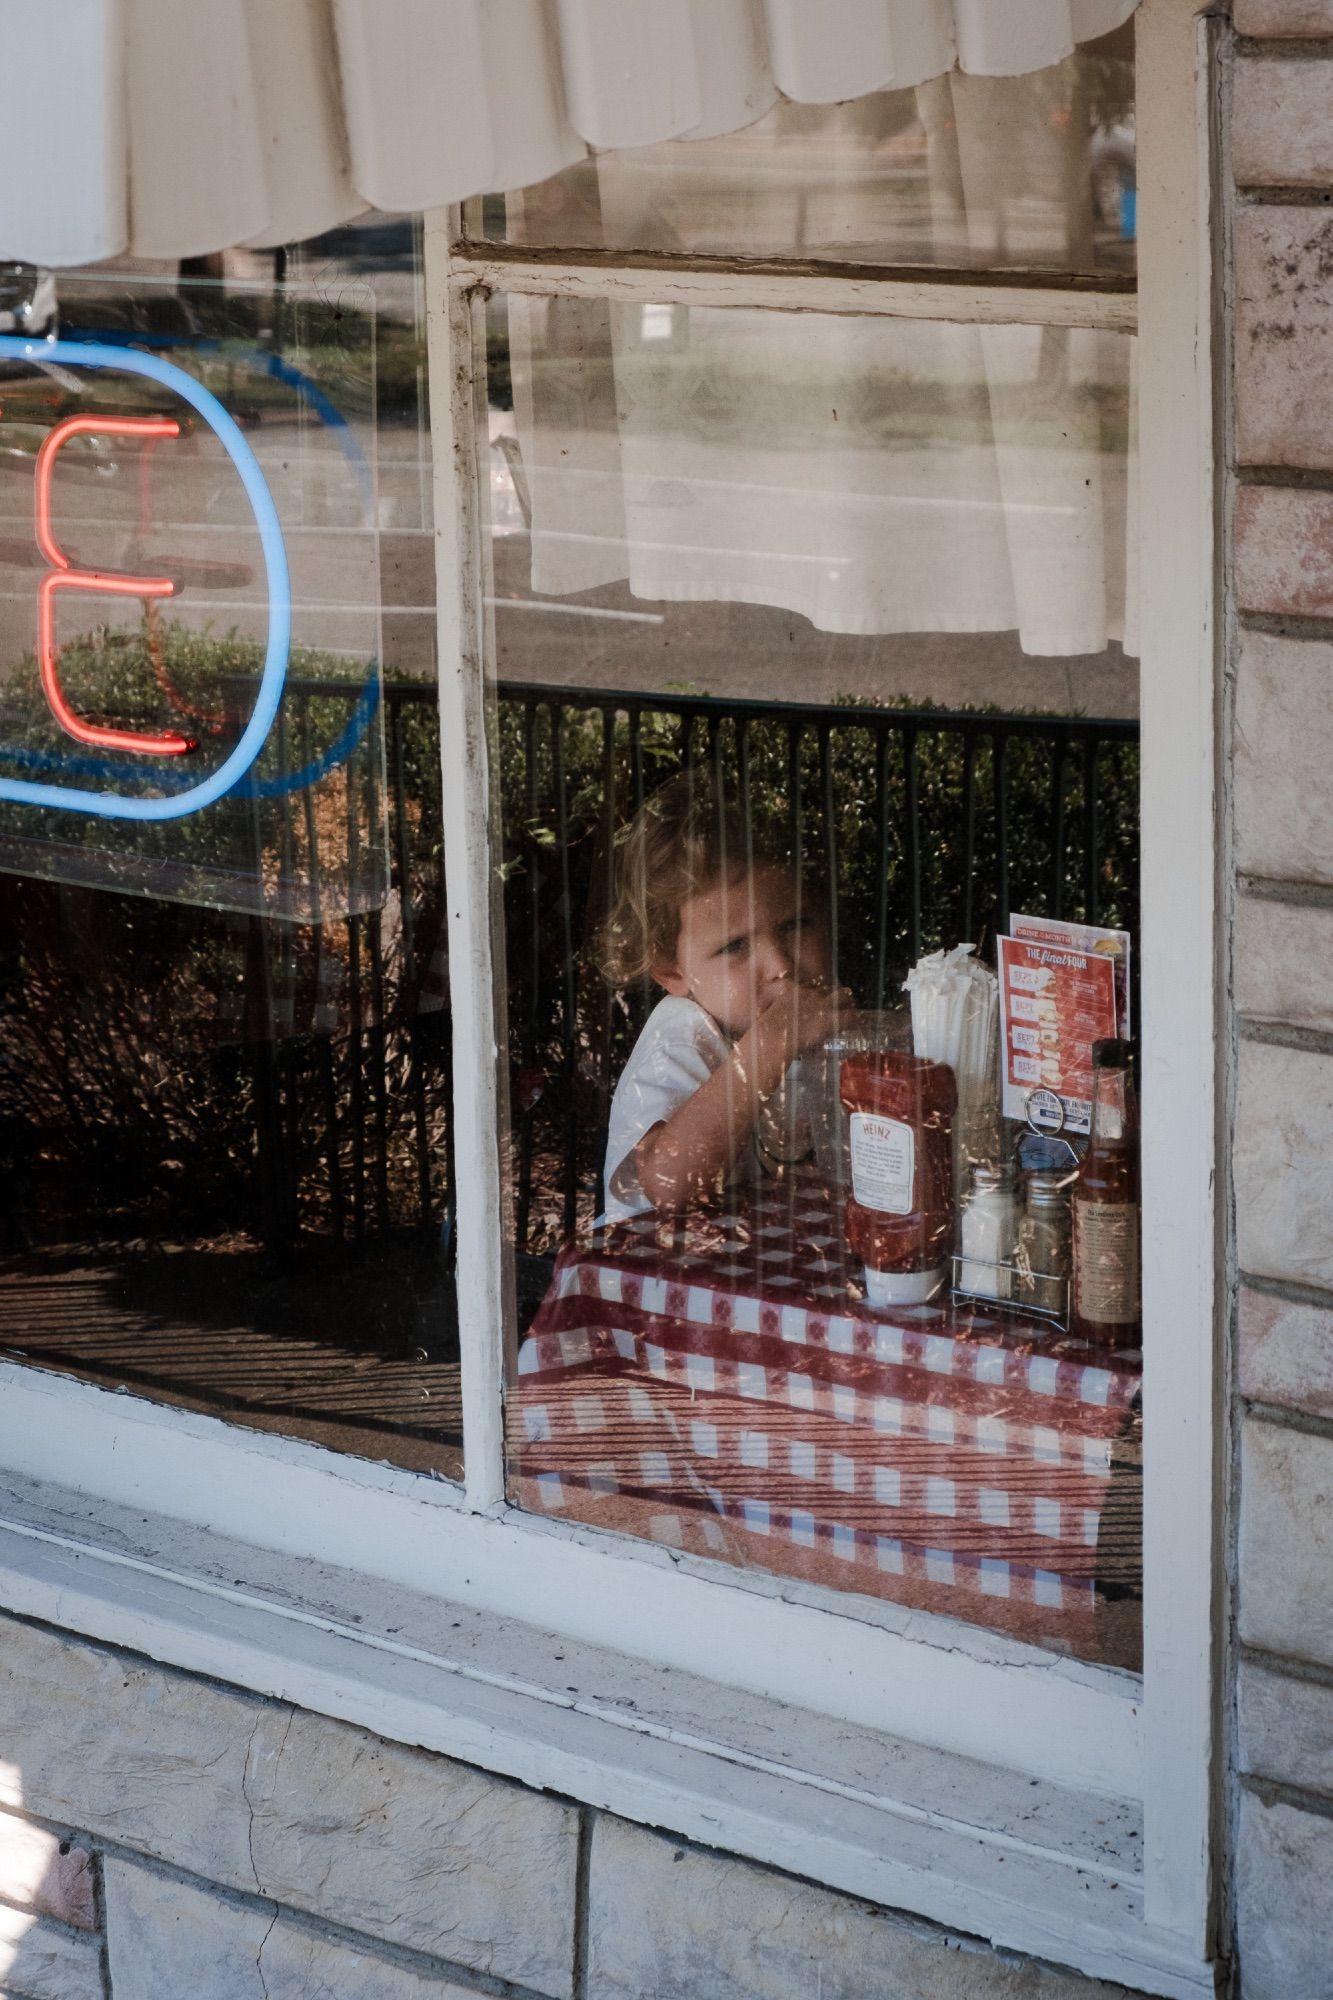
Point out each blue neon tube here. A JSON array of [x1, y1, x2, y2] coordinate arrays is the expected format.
[[0, 336, 291, 822]]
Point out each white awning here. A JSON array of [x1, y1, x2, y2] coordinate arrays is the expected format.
[[3, 0, 1139, 268]]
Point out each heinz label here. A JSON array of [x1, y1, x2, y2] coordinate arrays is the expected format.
[[849, 1113, 916, 1215]]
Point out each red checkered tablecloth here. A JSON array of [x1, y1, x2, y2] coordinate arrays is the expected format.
[[509, 1183, 1142, 1663]]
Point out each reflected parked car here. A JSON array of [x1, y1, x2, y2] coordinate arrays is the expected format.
[[0, 263, 56, 337]]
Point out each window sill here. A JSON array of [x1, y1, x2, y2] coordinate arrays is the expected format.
[[0, 1460, 1209, 1998]]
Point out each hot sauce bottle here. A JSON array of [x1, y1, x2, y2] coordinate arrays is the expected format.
[[840, 1052, 956, 1306], [1070, 1038, 1141, 1348]]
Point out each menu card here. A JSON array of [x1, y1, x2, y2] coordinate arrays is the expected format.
[[997, 928, 1120, 1135], [1008, 912, 1132, 1037]]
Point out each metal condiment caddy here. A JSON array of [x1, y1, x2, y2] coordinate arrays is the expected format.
[[949, 1134, 1079, 1330], [949, 1254, 1071, 1330]]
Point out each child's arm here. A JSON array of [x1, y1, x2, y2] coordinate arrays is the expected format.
[[634, 981, 852, 1211]]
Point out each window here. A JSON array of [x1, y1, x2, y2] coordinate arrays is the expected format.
[[455, 20, 1144, 1677], [0, 2, 1217, 1987], [0, 224, 463, 1479], [482, 289, 1142, 1670]]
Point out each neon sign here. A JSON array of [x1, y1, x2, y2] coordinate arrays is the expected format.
[[0, 336, 290, 822], [35, 413, 194, 757]]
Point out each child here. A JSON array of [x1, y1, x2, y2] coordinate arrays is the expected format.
[[598, 773, 851, 1221]]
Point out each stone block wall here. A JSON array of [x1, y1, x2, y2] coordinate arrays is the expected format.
[[0, 1609, 1141, 2000], [1230, 8, 1333, 1997]]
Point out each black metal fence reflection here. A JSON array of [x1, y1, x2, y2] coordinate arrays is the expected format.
[[228, 674, 451, 1259], [39, 676, 1120, 1280]]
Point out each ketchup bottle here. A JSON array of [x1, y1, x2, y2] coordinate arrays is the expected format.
[[840, 1052, 956, 1307]]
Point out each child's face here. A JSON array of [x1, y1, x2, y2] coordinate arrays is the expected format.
[[653, 865, 831, 1035]]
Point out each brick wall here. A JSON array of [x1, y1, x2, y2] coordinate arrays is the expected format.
[[1230, 5, 1333, 1996]]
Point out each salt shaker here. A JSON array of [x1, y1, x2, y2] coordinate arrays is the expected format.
[[957, 1163, 1019, 1301]]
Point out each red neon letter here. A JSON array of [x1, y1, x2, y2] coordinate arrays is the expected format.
[[35, 415, 193, 756]]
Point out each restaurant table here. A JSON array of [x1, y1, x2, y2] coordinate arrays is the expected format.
[[509, 1180, 1142, 1666]]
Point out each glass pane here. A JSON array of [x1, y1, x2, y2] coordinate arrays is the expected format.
[[466, 28, 1135, 278], [0, 222, 460, 1478], [0, 274, 384, 917], [484, 293, 1141, 1669]]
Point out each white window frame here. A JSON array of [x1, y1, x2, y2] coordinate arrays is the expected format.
[[0, 1, 1218, 1992]]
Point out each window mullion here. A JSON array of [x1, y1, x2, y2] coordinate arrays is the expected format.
[[425, 210, 507, 1511], [446, 253, 1136, 333]]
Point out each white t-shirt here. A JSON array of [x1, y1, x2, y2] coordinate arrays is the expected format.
[[602, 997, 733, 1224], [601, 995, 808, 1223]]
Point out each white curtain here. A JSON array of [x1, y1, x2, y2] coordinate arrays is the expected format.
[[509, 63, 1138, 660]]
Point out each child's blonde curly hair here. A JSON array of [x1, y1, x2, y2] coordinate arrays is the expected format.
[[598, 771, 784, 987]]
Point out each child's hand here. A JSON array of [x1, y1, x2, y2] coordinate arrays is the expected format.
[[634, 980, 857, 1213], [745, 980, 856, 1085]]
